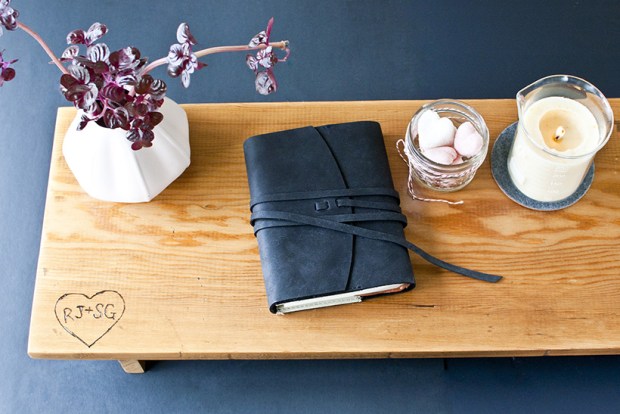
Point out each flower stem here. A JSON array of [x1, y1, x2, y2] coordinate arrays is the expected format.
[[17, 22, 69, 75], [195, 40, 289, 58], [140, 40, 289, 76]]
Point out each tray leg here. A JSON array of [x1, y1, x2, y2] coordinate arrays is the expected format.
[[118, 359, 146, 374]]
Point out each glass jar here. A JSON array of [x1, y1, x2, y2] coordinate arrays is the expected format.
[[507, 75, 614, 202], [404, 99, 489, 192]]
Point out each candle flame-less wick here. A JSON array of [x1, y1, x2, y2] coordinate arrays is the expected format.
[[553, 126, 566, 142]]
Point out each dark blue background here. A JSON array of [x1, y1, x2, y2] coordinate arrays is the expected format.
[[1, 1, 619, 412]]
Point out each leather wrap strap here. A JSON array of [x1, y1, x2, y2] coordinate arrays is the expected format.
[[250, 188, 502, 284]]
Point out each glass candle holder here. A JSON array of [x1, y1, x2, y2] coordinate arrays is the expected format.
[[507, 75, 614, 202], [404, 99, 489, 192]]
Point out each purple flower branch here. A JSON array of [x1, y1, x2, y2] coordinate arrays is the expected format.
[[141, 20, 289, 95], [0, 0, 290, 149], [141, 41, 289, 78]]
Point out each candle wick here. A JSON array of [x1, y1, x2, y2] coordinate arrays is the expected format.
[[553, 126, 566, 142]]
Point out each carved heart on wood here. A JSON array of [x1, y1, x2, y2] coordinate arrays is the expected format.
[[54, 290, 125, 347]]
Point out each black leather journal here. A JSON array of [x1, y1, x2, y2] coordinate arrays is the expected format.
[[244, 121, 501, 314]]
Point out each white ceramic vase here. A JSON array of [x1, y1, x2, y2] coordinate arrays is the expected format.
[[62, 98, 191, 203]]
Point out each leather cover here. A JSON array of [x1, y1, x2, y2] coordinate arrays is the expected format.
[[244, 121, 415, 313]]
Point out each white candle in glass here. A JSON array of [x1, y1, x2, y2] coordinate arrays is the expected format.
[[507, 96, 600, 202]]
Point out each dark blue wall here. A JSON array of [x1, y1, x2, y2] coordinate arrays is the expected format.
[[1, 1, 619, 412]]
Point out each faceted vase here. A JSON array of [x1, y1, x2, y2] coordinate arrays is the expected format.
[[62, 98, 191, 203]]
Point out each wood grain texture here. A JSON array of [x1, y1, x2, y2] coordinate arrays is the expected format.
[[28, 99, 620, 361]]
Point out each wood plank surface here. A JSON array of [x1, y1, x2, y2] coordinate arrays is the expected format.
[[28, 99, 620, 360]]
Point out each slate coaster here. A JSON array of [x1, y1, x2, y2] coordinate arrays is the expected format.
[[490, 122, 594, 211]]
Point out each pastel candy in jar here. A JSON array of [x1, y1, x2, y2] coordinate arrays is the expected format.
[[422, 146, 458, 165], [418, 110, 456, 149], [454, 121, 484, 158]]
